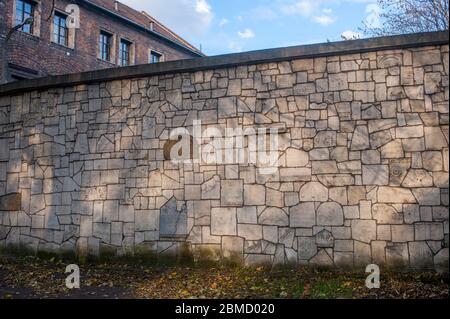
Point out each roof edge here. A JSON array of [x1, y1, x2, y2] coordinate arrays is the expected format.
[[80, 0, 204, 57], [1, 31, 448, 96]]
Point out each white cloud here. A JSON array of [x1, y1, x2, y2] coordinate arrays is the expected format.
[[219, 18, 229, 27], [251, 6, 278, 20], [313, 15, 336, 26], [119, 0, 214, 37], [237, 28, 255, 39], [341, 30, 362, 40], [280, 1, 336, 26], [281, 0, 318, 16], [195, 0, 211, 14]]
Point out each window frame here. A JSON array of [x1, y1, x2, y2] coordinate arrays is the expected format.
[[15, 0, 36, 34], [52, 10, 69, 47], [119, 39, 132, 66], [149, 50, 164, 64], [99, 30, 113, 62]]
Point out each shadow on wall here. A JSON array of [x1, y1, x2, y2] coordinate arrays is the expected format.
[[0, 43, 449, 274]]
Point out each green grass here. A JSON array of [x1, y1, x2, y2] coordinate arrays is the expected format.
[[311, 278, 353, 299]]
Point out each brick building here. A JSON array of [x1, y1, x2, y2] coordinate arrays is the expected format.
[[0, 0, 203, 82]]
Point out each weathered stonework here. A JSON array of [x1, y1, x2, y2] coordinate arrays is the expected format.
[[0, 34, 448, 272]]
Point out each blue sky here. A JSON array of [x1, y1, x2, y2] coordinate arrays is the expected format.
[[121, 0, 381, 56]]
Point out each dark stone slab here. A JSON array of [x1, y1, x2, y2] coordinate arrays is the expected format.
[[0, 193, 22, 211], [315, 229, 335, 248], [159, 197, 188, 239]]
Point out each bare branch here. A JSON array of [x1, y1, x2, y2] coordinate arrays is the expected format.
[[361, 0, 449, 36]]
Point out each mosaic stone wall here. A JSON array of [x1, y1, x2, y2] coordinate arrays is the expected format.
[[0, 43, 448, 271]]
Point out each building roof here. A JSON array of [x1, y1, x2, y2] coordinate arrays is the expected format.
[[86, 0, 203, 55]]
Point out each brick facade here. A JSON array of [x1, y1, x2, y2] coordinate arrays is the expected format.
[[0, 0, 202, 82]]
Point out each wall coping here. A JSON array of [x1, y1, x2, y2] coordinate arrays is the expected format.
[[0, 31, 448, 97]]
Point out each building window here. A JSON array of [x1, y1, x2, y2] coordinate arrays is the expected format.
[[119, 39, 132, 66], [99, 31, 112, 62], [53, 11, 68, 46], [150, 50, 163, 64], [15, 0, 35, 34]]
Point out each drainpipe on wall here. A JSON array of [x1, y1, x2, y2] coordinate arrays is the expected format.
[[0, 35, 8, 85]]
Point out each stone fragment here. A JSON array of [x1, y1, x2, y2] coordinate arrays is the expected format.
[[413, 50, 441, 66], [279, 168, 312, 182], [351, 126, 370, 150], [409, 241, 434, 269], [372, 203, 403, 224], [237, 206, 258, 224], [381, 140, 404, 158], [352, 219, 376, 243], [314, 131, 336, 148], [403, 204, 420, 224], [285, 148, 309, 167], [396, 126, 423, 138], [378, 187, 416, 203], [372, 241, 386, 265], [299, 182, 328, 202], [259, 207, 289, 226], [312, 161, 338, 174], [238, 224, 263, 240], [402, 169, 433, 187], [0, 193, 21, 211], [317, 175, 354, 187], [218, 97, 236, 118], [316, 202, 344, 226], [412, 188, 441, 205], [402, 138, 425, 152], [244, 184, 265, 206], [415, 223, 444, 241], [389, 159, 411, 186], [424, 127, 447, 150], [201, 175, 220, 199], [329, 73, 348, 91], [221, 180, 243, 206], [74, 134, 89, 154], [159, 197, 188, 238], [359, 200, 372, 219], [315, 230, 334, 248], [297, 237, 317, 260], [386, 243, 409, 268], [290, 202, 315, 227], [135, 210, 159, 231], [422, 151, 443, 171], [391, 225, 414, 242], [434, 248, 449, 274], [424, 72, 442, 94], [222, 236, 244, 260], [211, 208, 237, 235], [362, 165, 389, 185], [310, 249, 334, 267]]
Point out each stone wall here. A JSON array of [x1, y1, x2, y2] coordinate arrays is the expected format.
[[0, 33, 448, 271]]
